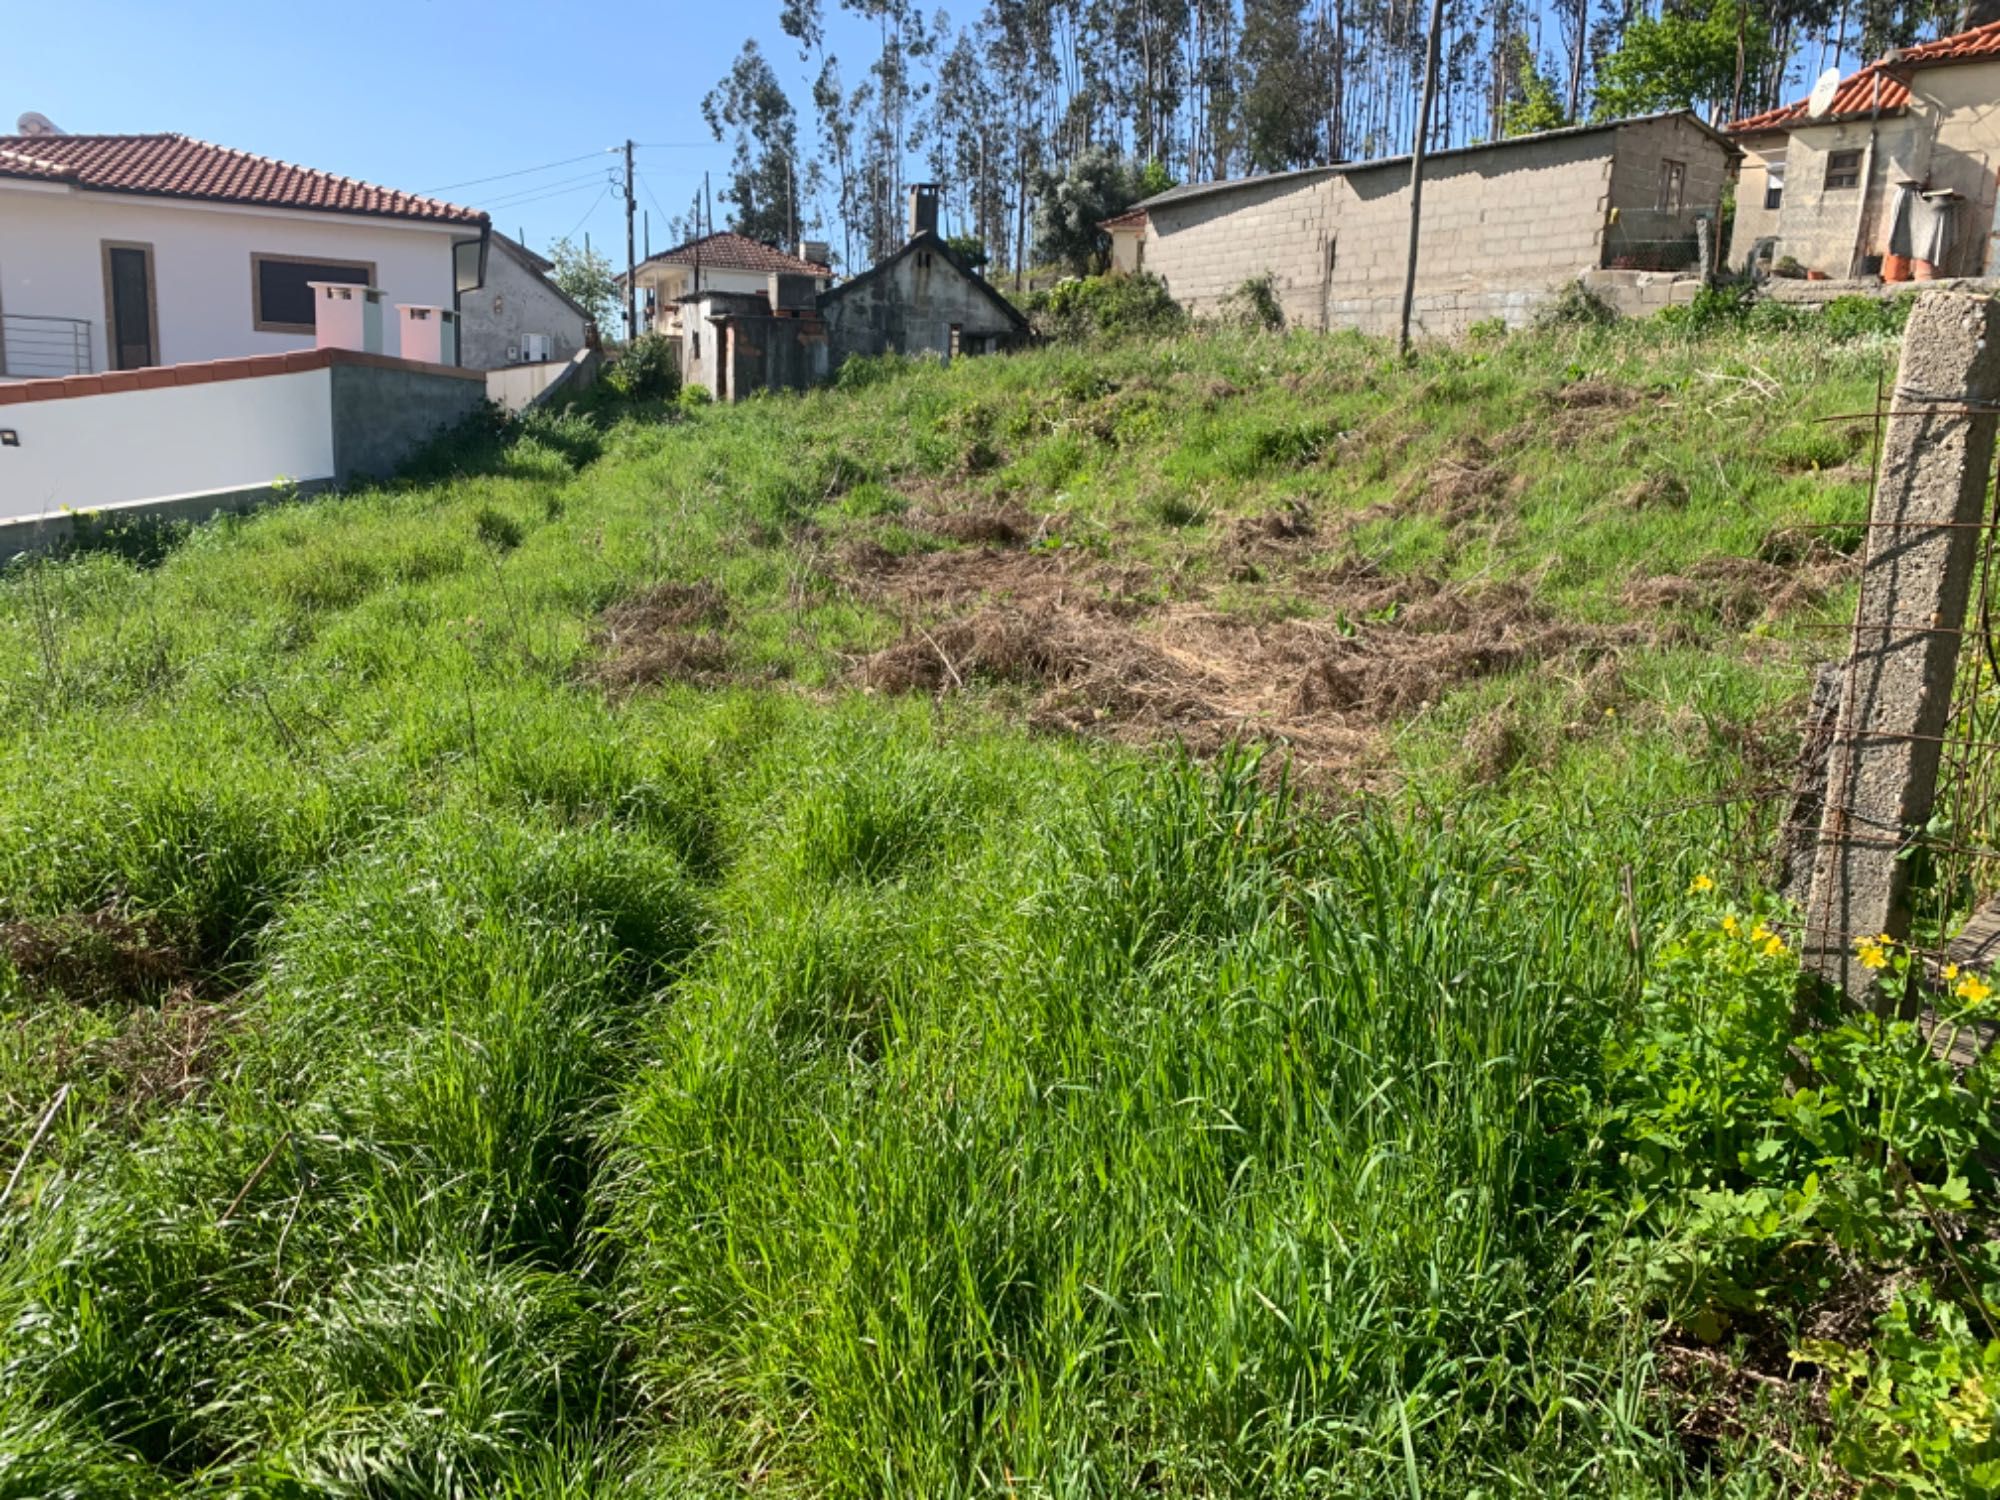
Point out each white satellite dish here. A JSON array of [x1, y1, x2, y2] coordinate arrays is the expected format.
[[15, 112, 64, 137], [1806, 67, 1842, 119]]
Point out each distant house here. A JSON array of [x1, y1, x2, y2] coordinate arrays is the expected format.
[[0, 124, 487, 378], [623, 232, 832, 339], [458, 232, 592, 370], [1728, 19, 2000, 279], [1105, 111, 1733, 333], [676, 189, 1027, 403], [818, 188, 1029, 367]]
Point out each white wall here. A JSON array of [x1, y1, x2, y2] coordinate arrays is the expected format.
[[0, 183, 462, 372], [0, 369, 334, 519]]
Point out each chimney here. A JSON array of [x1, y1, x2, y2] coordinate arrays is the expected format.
[[906, 183, 940, 241], [799, 238, 830, 269], [395, 304, 459, 366], [309, 282, 385, 354]]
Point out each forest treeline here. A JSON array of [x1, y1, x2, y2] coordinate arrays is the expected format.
[[693, 0, 1966, 273]]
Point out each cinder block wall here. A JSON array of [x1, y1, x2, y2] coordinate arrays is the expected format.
[[1729, 132, 1787, 267], [1321, 134, 1614, 335], [1139, 171, 1337, 326], [1776, 114, 1924, 276]]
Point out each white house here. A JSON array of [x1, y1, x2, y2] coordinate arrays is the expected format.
[[0, 124, 488, 379], [622, 231, 831, 338]]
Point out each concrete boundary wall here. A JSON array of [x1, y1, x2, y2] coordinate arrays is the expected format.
[[1, 346, 486, 530], [0, 479, 337, 560]]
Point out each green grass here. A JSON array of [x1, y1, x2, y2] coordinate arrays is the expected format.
[[0, 317, 1992, 1495]]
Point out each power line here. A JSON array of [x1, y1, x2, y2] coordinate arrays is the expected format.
[[560, 187, 612, 244], [422, 150, 615, 195], [479, 180, 609, 215], [633, 142, 716, 150], [480, 170, 616, 211]]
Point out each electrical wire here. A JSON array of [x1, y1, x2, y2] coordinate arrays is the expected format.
[[480, 170, 617, 211], [560, 187, 612, 244], [479, 181, 609, 215], [422, 150, 614, 195]]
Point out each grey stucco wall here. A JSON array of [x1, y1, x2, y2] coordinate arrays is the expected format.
[[819, 248, 1023, 367], [458, 244, 590, 371], [329, 363, 488, 483]]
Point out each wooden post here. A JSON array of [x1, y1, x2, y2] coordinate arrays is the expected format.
[[1397, 0, 1447, 358]]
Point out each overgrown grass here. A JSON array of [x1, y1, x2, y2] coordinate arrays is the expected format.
[[1, 315, 1990, 1495]]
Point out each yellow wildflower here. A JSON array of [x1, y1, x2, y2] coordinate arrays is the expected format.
[[1956, 974, 1993, 1005], [1944, 963, 1960, 981], [1751, 923, 1772, 943], [1689, 874, 1715, 894], [1722, 914, 1741, 937], [1762, 934, 1787, 958], [1858, 943, 1889, 971]]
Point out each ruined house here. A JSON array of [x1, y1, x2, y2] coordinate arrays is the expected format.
[[1727, 19, 2000, 280], [816, 185, 1029, 368], [679, 185, 1028, 402], [1102, 111, 1734, 333]]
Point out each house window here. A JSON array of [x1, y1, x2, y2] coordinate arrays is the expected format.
[[1764, 160, 1786, 212], [1825, 149, 1863, 191], [949, 323, 962, 358], [251, 253, 374, 333], [1656, 159, 1686, 212]]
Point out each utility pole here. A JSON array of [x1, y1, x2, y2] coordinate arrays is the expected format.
[[1397, 0, 1447, 358], [623, 139, 638, 342]]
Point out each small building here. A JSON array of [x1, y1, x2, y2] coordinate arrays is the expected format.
[[622, 232, 831, 339], [816, 185, 1029, 368], [457, 233, 592, 371], [679, 274, 829, 403], [1727, 19, 2000, 280], [1111, 111, 1733, 334], [0, 121, 487, 379]]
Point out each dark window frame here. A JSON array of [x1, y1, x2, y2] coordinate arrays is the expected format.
[[1825, 149, 1863, 192], [100, 239, 160, 371], [250, 252, 376, 334], [1764, 160, 1786, 212]]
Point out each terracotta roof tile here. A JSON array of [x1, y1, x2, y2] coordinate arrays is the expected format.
[[629, 231, 831, 278], [0, 133, 486, 226], [1728, 18, 2000, 132], [1098, 208, 1149, 231]]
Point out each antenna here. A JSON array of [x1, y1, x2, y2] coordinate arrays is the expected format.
[[1807, 67, 1843, 119], [15, 112, 63, 136]]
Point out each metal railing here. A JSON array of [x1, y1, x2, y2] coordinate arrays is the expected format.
[[1, 315, 95, 378]]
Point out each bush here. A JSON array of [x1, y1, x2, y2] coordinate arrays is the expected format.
[[833, 352, 914, 392], [1217, 273, 1285, 332], [606, 333, 680, 400], [1027, 273, 1186, 343], [1533, 280, 1619, 329], [677, 382, 713, 410]]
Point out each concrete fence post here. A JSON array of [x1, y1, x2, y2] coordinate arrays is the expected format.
[[1804, 292, 2000, 1003]]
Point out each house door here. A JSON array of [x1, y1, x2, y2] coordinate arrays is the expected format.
[[103, 243, 156, 370]]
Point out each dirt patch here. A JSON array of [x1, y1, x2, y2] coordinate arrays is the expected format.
[[855, 573, 1648, 777], [1231, 500, 1316, 549], [2, 906, 190, 1005], [1624, 553, 1848, 629], [1550, 377, 1642, 411], [587, 580, 740, 693], [915, 507, 1041, 548]]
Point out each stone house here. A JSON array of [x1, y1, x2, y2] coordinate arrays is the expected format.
[[679, 186, 1028, 402], [1103, 111, 1733, 334], [1728, 19, 2000, 279], [457, 233, 591, 371], [816, 187, 1029, 369]]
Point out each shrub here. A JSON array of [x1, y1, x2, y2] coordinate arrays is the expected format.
[[1533, 280, 1619, 329], [606, 333, 680, 400], [1027, 273, 1186, 342], [474, 505, 526, 552], [513, 406, 603, 469], [1217, 273, 1285, 332], [677, 382, 714, 410]]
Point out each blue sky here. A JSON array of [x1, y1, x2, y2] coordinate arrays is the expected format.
[[0, 1, 871, 259]]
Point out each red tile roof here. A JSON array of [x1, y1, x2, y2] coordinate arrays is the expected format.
[[1728, 18, 2000, 133], [0, 134, 485, 226], [629, 231, 831, 278], [1098, 208, 1149, 231]]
